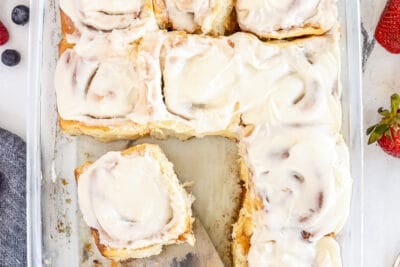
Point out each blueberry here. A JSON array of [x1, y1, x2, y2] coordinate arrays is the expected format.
[[1, 50, 21, 66], [12, 5, 30, 26]]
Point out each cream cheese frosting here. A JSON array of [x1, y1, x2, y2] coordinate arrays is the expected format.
[[59, 0, 158, 57], [241, 126, 351, 240], [160, 32, 341, 132], [248, 229, 319, 267], [55, 32, 341, 133], [160, 33, 240, 132], [241, 125, 351, 266], [77, 0, 145, 31], [155, 0, 220, 33], [77, 145, 194, 250], [248, 227, 343, 267], [228, 33, 341, 128], [55, 47, 147, 121], [236, 0, 337, 38]]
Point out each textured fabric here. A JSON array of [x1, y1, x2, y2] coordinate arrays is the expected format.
[[0, 128, 26, 267]]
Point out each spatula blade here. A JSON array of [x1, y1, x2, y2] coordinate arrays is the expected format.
[[127, 219, 224, 267]]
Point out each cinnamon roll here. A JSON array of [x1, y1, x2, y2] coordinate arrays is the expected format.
[[55, 33, 166, 141], [230, 32, 342, 129], [56, 49, 139, 120], [56, 32, 342, 140], [233, 125, 351, 266], [153, 0, 235, 35], [59, 0, 158, 57], [236, 0, 337, 39], [55, 46, 152, 141], [159, 32, 241, 135], [75, 144, 195, 261], [159, 32, 341, 134]]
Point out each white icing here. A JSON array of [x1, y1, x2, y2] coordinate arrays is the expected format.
[[243, 126, 350, 266], [315, 237, 343, 267], [231, 33, 341, 128], [236, 0, 337, 37], [243, 126, 351, 236], [248, 227, 317, 267], [55, 48, 148, 120], [160, 32, 341, 131], [59, 0, 158, 57], [162, 0, 219, 33], [78, 146, 193, 249], [77, 0, 143, 31], [56, 32, 341, 133], [161, 34, 240, 131], [77, 0, 140, 31], [248, 224, 343, 267]]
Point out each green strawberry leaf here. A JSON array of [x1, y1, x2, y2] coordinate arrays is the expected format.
[[366, 125, 377, 135], [375, 124, 390, 135], [367, 124, 389, 144], [368, 131, 382, 144], [378, 107, 390, 117]]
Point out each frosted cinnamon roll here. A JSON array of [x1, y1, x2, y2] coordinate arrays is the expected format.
[[232, 125, 351, 266], [153, 0, 235, 35], [56, 32, 342, 140], [159, 32, 341, 134], [236, 0, 337, 39], [55, 47, 148, 123], [59, 0, 158, 56], [241, 125, 351, 239], [75, 144, 195, 260], [54, 46, 154, 141], [231, 32, 341, 130], [55, 33, 170, 141], [159, 33, 240, 134]]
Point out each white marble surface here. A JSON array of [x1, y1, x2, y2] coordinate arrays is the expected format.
[[361, 0, 400, 266], [0, 0, 29, 140], [0, 0, 400, 266]]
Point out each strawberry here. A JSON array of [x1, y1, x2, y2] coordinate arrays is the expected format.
[[367, 94, 400, 158], [374, 0, 400, 54], [0, 21, 9, 46]]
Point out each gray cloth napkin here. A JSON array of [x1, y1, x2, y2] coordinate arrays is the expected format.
[[0, 128, 26, 267]]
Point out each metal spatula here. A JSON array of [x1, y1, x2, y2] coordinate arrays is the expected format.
[[127, 218, 224, 267]]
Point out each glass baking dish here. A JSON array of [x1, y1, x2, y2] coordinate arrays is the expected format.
[[26, 0, 363, 266]]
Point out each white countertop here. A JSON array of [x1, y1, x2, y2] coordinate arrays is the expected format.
[[1, 0, 400, 266], [0, 0, 29, 140], [361, 0, 400, 266]]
